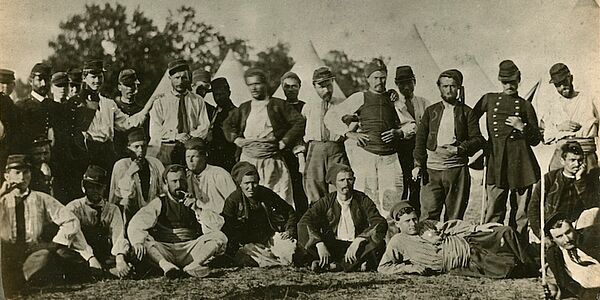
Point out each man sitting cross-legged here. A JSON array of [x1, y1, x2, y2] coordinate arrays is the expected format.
[[221, 161, 297, 267], [379, 202, 534, 278], [296, 164, 387, 272], [127, 164, 227, 278]]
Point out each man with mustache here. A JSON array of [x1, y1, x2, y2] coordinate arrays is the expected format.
[[473, 60, 542, 242], [66, 165, 132, 279], [0, 154, 84, 296], [149, 60, 211, 166], [538, 63, 599, 172], [296, 67, 349, 208], [206, 77, 237, 172], [221, 161, 297, 267], [412, 69, 484, 222], [0, 69, 15, 99], [324, 59, 404, 217], [27, 137, 53, 195], [114, 69, 147, 159], [528, 141, 600, 240], [109, 129, 164, 226], [296, 164, 387, 272], [223, 68, 305, 208], [128, 164, 227, 278], [544, 212, 600, 299]]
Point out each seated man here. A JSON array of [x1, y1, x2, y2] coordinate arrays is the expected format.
[[127, 164, 227, 278], [109, 129, 164, 226], [529, 141, 600, 239], [296, 164, 387, 272], [0, 155, 82, 296], [66, 165, 131, 278], [221, 161, 297, 267], [379, 202, 533, 278], [184, 137, 237, 214], [28, 136, 53, 195], [545, 212, 600, 299]]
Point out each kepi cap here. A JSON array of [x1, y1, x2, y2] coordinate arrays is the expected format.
[[83, 59, 106, 74], [312, 66, 335, 84], [118, 69, 140, 87], [549, 63, 571, 84], [4, 154, 31, 171], [439, 69, 463, 86], [31, 63, 51, 78], [51, 72, 69, 87], [82, 165, 108, 186], [192, 69, 211, 84], [0, 69, 15, 83], [167, 59, 189, 76], [281, 71, 301, 84], [498, 60, 520, 82], [68, 68, 82, 84]]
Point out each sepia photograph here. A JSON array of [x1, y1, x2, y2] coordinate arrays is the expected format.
[[0, 0, 599, 298]]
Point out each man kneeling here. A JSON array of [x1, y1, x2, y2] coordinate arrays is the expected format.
[[296, 164, 387, 272], [127, 164, 227, 278], [379, 202, 533, 278]]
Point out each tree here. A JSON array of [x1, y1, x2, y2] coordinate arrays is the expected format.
[[322, 50, 367, 96]]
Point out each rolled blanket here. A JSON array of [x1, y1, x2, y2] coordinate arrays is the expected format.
[[442, 235, 471, 272]]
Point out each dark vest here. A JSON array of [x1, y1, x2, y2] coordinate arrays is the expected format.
[[152, 195, 202, 242], [357, 91, 400, 155]]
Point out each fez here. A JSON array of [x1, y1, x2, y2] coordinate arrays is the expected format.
[[192, 69, 211, 84], [281, 71, 301, 84], [312, 66, 335, 84], [82, 165, 108, 186], [127, 128, 146, 144], [498, 60, 520, 82], [438, 69, 463, 86], [389, 201, 415, 221], [0, 69, 15, 83], [364, 59, 387, 78], [211, 77, 230, 90], [51, 72, 69, 87], [119, 69, 140, 87], [395, 65, 416, 83], [549, 63, 570, 84], [231, 161, 259, 184], [167, 59, 189, 76]]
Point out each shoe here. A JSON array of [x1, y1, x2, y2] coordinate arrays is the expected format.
[[184, 265, 210, 278], [164, 267, 183, 279], [310, 260, 322, 272]]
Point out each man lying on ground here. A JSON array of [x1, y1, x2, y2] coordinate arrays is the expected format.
[[378, 202, 534, 278]]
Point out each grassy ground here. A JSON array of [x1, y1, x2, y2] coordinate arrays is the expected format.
[[12, 168, 548, 300]]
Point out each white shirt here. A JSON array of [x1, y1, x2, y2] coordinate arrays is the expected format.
[[31, 91, 45, 102], [244, 99, 273, 139], [540, 91, 599, 143], [302, 96, 345, 142], [562, 247, 600, 288], [187, 165, 237, 214], [149, 90, 210, 145], [437, 100, 457, 146], [394, 94, 431, 139], [86, 95, 140, 142], [336, 196, 355, 242]]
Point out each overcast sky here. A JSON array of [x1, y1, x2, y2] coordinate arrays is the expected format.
[[1, 0, 598, 93]]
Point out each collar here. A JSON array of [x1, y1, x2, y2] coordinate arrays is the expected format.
[[441, 99, 457, 109], [84, 197, 106, 209], [171, 90, 188, 99], [17, 188, 31, 198], [251, 98, 270, 106], [336, 192, 353, 205], [31, 91, 46, 102], [562, 170, 576, 179]]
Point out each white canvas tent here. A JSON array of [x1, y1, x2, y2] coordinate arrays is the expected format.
[[210, 49, 254, 107], [386, 24, 442, 103], [272, 40, 346, 104]]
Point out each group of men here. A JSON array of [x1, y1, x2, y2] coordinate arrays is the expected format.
[[0, 55, 598, 299]]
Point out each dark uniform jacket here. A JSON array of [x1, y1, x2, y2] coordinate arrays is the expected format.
[[413, 100, 485, 168], [15, 95, 63, 152], [297, 190, 387, 249], [221, 186, 297, 255], [473, 93, 542, 188], [206, 100, 237, 171], [528, 168, 600, 238], [0, 93, 17, 172], [222, 97, 306, 156]]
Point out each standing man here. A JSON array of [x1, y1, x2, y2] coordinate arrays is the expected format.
[[127, 164, 228, 278], [223, 68, 305, 207], [50, 72, 69, 103], [539, 63, 599, 171], [15, 63, 58, 153], [67, 68, 82, 98], [114, 69, 146, 159], [66, 59, 150, 178], [324, 59, 404, 217], [296, 164, 387, 272], [28, 137, 53, 195], [281, 71, 308, 214], [184, 137, 237, 214], [412, 69, 485, 221], [206, 77, 237, 172], [109, 129, 164, 226], [473, 60, 542, 241], [393, 65, 431, 211], [299, 67, 349, 206], [0, 69, 15, 99], [149, 59, 210, 166]]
